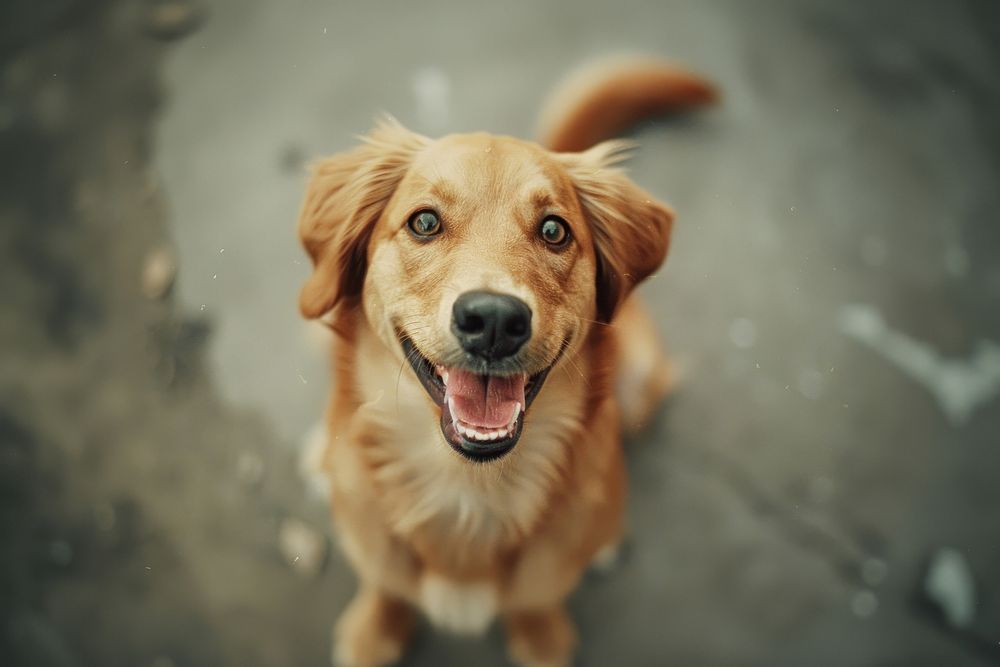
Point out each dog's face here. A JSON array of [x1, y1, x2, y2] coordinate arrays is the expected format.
[[299, 120, 673, 462]]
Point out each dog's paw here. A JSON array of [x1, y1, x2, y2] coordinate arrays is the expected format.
[[332, 590, 413, 667], [505, 606, 577, 667]]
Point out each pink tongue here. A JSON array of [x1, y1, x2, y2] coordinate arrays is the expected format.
[[445, 368, 526, 429]]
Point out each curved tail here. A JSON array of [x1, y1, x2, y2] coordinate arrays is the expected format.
[[537, 57, 717, 153]]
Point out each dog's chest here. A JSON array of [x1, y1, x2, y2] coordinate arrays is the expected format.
[[350, 333, 573, 553], [374, 425, 523, 543]]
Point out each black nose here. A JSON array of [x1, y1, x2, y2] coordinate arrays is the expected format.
[[451, 290, 532, 360]]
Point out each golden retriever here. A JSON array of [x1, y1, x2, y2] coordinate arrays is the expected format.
[[297, 58, 715, 667]]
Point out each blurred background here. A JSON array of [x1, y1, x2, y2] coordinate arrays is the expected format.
[[2, 0, 999, 665]]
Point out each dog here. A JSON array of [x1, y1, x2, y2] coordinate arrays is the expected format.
[[297, 58, 715, 667]]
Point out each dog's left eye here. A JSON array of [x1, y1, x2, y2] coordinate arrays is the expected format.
[[408, 210, 442, 238], [539, 216, 570, 247]]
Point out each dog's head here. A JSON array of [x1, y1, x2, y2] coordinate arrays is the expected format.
[[299, 119, 673, 462]]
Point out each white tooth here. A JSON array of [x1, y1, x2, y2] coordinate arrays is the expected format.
[[505, 404, 521, 432], [447, 396, 457, 417], [442, 371, 449, 385]]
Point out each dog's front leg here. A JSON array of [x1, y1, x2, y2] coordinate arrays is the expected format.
[[505, 604, 578, 667], [333, 584, 415, 667]]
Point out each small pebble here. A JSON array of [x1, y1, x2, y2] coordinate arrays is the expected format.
[[145, 1, 202, 41], [141, 246, 177, 300], [278, 518, 327, 578], [923, 547, 976, 629]]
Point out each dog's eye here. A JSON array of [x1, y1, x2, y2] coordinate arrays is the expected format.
[[408, 210, 442, 238], [539, 216, 570, 247]]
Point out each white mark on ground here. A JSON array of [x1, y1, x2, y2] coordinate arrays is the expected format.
[[278, 518, 327, 577], [924, 547, 976, 629], [838, 303, 1000, 425], [412, 66, 451, 132]]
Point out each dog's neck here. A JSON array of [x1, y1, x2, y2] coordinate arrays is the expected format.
[[337, 312, 600, 558]]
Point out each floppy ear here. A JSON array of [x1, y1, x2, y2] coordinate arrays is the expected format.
[[560, 141, 675, 323], [298, 119, 428, 319]]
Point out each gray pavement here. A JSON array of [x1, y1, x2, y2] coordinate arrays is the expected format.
[[3, 0, 999, 665]]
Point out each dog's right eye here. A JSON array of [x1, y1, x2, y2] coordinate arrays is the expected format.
[[407, 210, 442, 238]]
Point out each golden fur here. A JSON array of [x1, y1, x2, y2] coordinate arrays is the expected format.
[[298, 59, 715, 667]]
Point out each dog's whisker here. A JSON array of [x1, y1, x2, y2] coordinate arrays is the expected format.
[[564, 355, 590, 387], [395, 358, 407, 414], [573, 314, 617, 329]]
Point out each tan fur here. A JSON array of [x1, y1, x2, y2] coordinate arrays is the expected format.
[[298, 59, 714, 666], [538, 56, 718, 153]]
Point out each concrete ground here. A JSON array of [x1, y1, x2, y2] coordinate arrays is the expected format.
[[2, 0, 999, 665]]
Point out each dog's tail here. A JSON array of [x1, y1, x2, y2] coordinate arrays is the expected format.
[[537, 57, 717, 153]]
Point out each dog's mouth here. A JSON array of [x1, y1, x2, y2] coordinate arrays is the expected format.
[[399, 336, 558, 462]]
